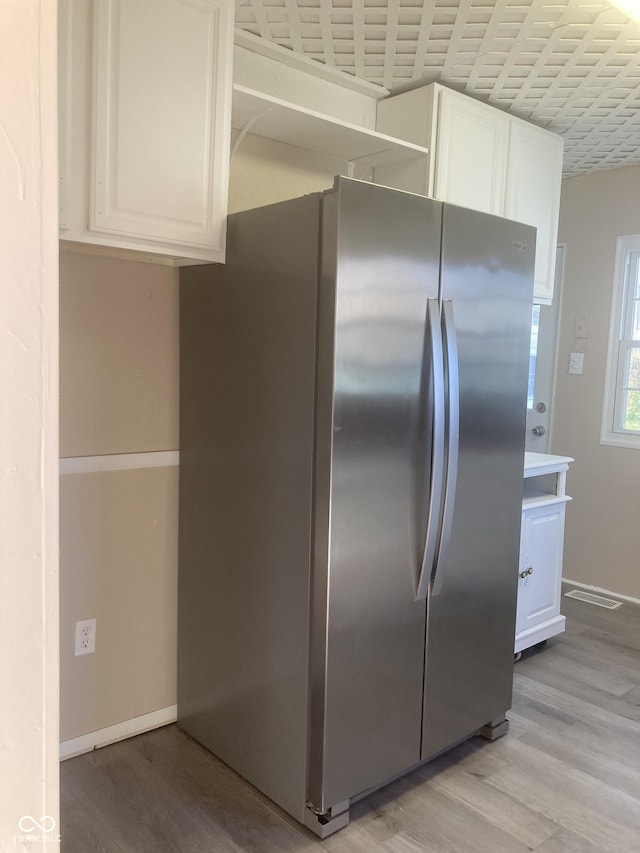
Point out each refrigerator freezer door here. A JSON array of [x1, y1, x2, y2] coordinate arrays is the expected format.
[[178, 196, 324, 822], [421, 204, 535, 760], [308, 180, 441, 811]]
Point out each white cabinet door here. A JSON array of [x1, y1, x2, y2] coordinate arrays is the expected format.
[[505, 121, 563, 303], [59, 0, 232, 263], [433, 88, 509, 216], [516, 502, 566, 649]]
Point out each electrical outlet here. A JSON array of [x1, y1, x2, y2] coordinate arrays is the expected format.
[[75, 618, 96, 656]]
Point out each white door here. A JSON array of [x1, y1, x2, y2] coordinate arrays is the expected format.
[[526, 245, 565, 452]]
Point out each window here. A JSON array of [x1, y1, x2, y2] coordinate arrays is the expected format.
[[601, 235, 640, 448], [528, 304, 541, 409]]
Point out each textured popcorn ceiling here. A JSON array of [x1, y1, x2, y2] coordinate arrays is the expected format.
[[235, 0, 640, 177]]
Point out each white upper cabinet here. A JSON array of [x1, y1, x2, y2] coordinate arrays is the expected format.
[[505, 122, 564, 303], [375, 83, 564, 303], [434, 87, 509, 216], [59, 0, 233, 264]]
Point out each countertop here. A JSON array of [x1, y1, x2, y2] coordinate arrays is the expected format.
[[524, 451, 574, 476]]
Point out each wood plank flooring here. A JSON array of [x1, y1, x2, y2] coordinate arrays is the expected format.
[[60, 589, 640, 852]]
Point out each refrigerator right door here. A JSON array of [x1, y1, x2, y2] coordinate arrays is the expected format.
[[421, 204, 535, 760]]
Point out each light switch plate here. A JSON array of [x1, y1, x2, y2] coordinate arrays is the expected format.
[[569, 352, 584, 374]]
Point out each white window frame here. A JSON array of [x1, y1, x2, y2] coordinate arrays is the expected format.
[[601, 235, 640, 449]]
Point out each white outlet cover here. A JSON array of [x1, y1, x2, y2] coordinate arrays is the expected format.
[[75, 618, 96, 656]]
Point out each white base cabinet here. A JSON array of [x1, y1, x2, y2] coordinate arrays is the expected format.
[[375, 84, 563, 303], [516, 453, 573, 654], [516, 502, 567, 653], [58, 0, 233, 264]]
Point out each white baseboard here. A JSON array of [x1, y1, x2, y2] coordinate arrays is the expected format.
[[60, 705, 177, 761], [563, 578, 640, 607]]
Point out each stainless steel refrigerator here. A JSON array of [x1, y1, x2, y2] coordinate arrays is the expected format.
[[178, 177, 535, 837]]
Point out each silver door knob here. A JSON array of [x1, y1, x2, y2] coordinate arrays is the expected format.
[[532, 425, 546, 436]]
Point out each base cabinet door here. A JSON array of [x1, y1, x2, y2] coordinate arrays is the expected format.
[[515, 502, 567, 652]]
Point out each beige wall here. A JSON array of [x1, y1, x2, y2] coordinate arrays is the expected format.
[[59, 133, 344, 743], [553, 165, 640, 600], [59, 253, 180, 742], [60, 253, 179, 457], [60, 466, 178, 741], [229, 130, 350, 213], [0, 0, 59, 846]]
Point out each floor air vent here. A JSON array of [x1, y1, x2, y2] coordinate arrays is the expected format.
[[564, 589, 623, 609]]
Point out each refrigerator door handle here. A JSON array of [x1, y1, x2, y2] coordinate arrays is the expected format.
[[432, 299, 460, 596], [416, 298, 446, 601]]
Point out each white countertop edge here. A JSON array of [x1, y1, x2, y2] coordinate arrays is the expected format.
[[524, 451, 574, 476]]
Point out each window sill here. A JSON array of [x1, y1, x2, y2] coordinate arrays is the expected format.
[[599, 434, 640, 450]]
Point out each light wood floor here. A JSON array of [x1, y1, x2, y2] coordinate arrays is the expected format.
[[61, 590, 640, 852]]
